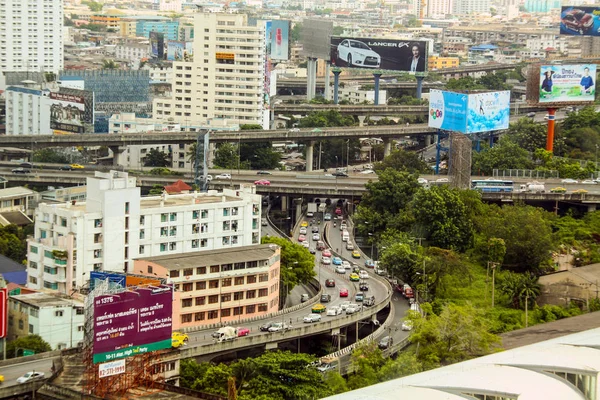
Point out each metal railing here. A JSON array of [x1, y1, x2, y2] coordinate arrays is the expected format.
[[492, 169, 559, 179]]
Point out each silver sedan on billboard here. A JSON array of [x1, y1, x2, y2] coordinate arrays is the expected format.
[[336, 39, 381, 68]]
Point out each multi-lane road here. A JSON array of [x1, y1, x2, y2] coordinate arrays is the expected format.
[[0, 356, 58, 389]]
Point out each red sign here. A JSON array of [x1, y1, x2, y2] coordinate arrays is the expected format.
[[0, 288, 7, 338]]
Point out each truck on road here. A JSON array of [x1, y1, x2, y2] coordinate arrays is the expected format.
[[316, 356, 339, 373], [519, 182, 545, 193], [307, 203, 318, 217], [212, 326, 238, 342]]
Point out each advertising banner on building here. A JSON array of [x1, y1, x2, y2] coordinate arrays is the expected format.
[[92, 286, 173, 363], [49, 92, 85, 134], [270, 20, 290, 61], [0, 288, 6, 339], [149, 31, 164, 58], [330, 37, 428, 72], [166, 41, 191, 61], [429, 90, 510, 134], [538, 64, 596, 103], [560, 6, 600, 36]]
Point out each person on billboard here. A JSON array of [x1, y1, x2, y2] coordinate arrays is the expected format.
[[541, 70, 554, 93], [406, 43, 425, 72], [580, 67, 594, 94]]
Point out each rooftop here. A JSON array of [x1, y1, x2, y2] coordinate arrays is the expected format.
[[137, 244, 280, 270], [0, 187, 36, 199], [139, 193, 240, 209], [11, 292, 84, 308]]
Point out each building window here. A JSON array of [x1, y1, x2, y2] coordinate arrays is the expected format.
[[170, 227, 177, 236], [195, 312, 205, 321], [234, 277, 244, 285], [181, 314, 192, 323], [125, 202, 130, 214], [19, 320, 24, 330], [44, 250, 53, 258], [29, 276, 37, 285], [210, 265, 219, 273], [246, 305, 255, 314], [30, 246, 38, 254], [29, 261, 37, 269], [234, 262, 245, 270], [169, 242, 176, 251], [139, 245, 145, 254], [196, 281, 206, 290], [221, 293, 231, 302], [247, 275, 256, 284], [94, 219, 103, 228], [223, 208, 230, 217], [222, 264, 233, 272], [140, 215, 145, 225], [182, 298, 192, 307], [170, 212, 177, 221], [197, 266, 206, 275], [207, 310, 218, 319], [234, 291, 244, 301], [208, 295, 218, 304], [170, 270, 180, 278], [209, 280, 219, 289], [246, 290, 256, 299], [233, 307, 243, 316], [183, 268, 193, 276], [258, 288, 268, 297], [160, 227, 168, 237], [258, 303, 268, 312], [140, 229, 145, 239], [161, 213, 168, 223], [183, 283, 193, 292], [221, 308, 231, 317], [29, 324, 34, 334], [201, 210, 208, 218], [259, 273, 268, 282], [55, 310, 64, 317], [222, 278, 232, 287], [223, 221, 230, 231], [192, 239, 199, 248], [195, 296, 205, 306], [222, 237, 230, 245], [193, 210, 200, 219], [160, 243, 167, 252]]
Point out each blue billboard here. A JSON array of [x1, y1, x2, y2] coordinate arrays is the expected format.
[[428, 90, 510, 134], [560, 7, 600, 36], [90, 271, 125, 291], [270, 20, 290, 61]]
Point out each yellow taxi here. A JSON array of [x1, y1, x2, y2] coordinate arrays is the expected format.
[[349, 273, 360, 281], [573, 189, 588, 194], [172, 331, 189, 348], [70, 164, 85, 169], [352, 250, 361, 259], [300, 221, 309, 227], [550, 187, 567, 193], [311, 303, 326, 313]]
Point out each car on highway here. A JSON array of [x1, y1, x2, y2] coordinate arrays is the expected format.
[[346, 242, 354, 250], [289, 128, 300, 132], [303, 313, 322, 323], [335, 207, 343, 216], [363, 295, 375, 306], [261, 218, 268, 226], [59, 165, 73, 170], [339, 288, 349, 297], [352, 250, 361, 259], [327, 306, 342, 316], [325, 279, 336, 287], [20, 162, 33, 169], [311, 303, 327, 313], [322, 257, 332, 265], [561, 8, 594, 34], [298, 234, 306, 242], [340, 301, 351, 311], [378, 336, 393, 349], [309, 247, 316, 254], [582, 180, 598, 184], [322, 249, 332, 257], [254, 179, 271, 186], [301, 221, 309, 227], [355, 291, 364, 302], [359, 270, 369, 279], [551, 187, 567, 193], [268, 322, 291, 332], [526, 112, 536, 118], [335, 266, 346, 274], [307, 211, 314, 217], [70, 164, 85, 169], [301, 294, 310, 303], [360, 169, 375, 174], [402, 320, 413, 331], [365, 259, 375, 268], [342, 260, 351, 269], [256, 170, 272, 175], [333, 171, 348, 177], [300, 227, 307, 234], [17, 371, 45, 384], [573, 189, 589, 194], [312, 226, 319, 233], [332, 257, 342, 265], [11, 168, 30, 174], [345, 304, 362, 314], [349, 273, 360, 282], [301, 241, 310, 248], [320, 293, 332, 303], [316, 241, 326, 251], [324, 213, 332, 221], [312, 233, 320, 241], [339, 222, 347, 231], [215, 173, 231, 179], [237, 327, 250, 337], [260, 321, 276, 331], [561, 178, 579, 184]]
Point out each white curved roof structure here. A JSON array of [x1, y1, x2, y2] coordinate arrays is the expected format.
[[323, 327, 600, 400]]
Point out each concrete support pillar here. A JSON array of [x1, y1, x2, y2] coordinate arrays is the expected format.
[[416, 76, 424, 99], [489, 134, 494, 148], [588, 204, 597, 213], [306, 141, 314, 172], [358, 116, 366, 127], [294, 198, 303, 227], [435, 129, 442, 175], [383, 138, 392, 157], [324, 62, 331, 100], [425, 134, 432, 146], [208, 142, 216, 168], [333, 69, 341, 105], [281, 195, 288, 212], [109, 146, 126, 167], [546, 108, 557, 153], [373, 73, 382, 105], [307, 58, 318, 101]]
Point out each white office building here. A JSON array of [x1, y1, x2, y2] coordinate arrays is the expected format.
[[427, 0, 454, 17], [114, 43, 151, 62], [4, 86, 52, 135], [27, 171, 263, 294], [0, 0, 64, 75], [153, 13, 265, 127], [453, 0, 491, 14]]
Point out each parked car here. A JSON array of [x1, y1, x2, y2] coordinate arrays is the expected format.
[[254, 179, 271, 186], [325, 279, 336, 287], [17, 371, 45, 384], [303, 313, 322, 323], [378, 336, 393, 349], [215, 173, 231, 179]]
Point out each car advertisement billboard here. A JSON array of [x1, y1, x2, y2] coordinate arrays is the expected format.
[[270, 20, 290, 61], [149, 31, 164, 58], [49, 92, 85, 134], [330, 37, 428, 73], [560, 6, 600, 36], [429, 90, 510, 133], [538, 64, 596, 103], [92, 286, 173, 364]]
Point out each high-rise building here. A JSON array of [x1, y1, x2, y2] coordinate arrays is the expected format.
[[427, 0, 454, 17], [524, 0, 561, 13], [0, 0, 64, 75], [26, 171, 263, 294], [153, 13, 265, 127], [453, 0, 491, 14], [4, 87, 52, 135]]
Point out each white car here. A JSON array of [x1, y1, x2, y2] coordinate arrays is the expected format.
[[335, 266, 346, 274], [359, 270, 369, 279], [307, 211, 314, 217], [342, 261, 351, 269], [402, 320, 413, 331], [215, 173, 231, 179], [17, 371, 45, 383], [322, 257, 332, 265], [289, 128, 300, 132], [299, 227, 307, 234], [582, 180, 598, 184], [326, 306, 342, 316], [561, 178, 579, 184], [417, 177, 428, 185], [340, 301, 351, 311], [312, 233, 320, 241], [346, 242, 354, 250], [360, 169, 375, 174], [303, 313, 322, 323], [268, 322, 290, 332], [301, 241, 310, 248], [337, 39, 381, 68], [345, 304, 362, 314]]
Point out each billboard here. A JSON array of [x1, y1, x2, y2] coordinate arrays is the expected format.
[[93, 286, 173, 363], [0, 288, 6, 339], [538, 64, 596, 103], [330, 37, 428, 73], [302, 19, 333, 59], [166, 41, 192, 61], [270, 20, 290, 61], [149, 31, 164, 58], [560, 6, 600, 36], [90, 271, 163, 291], [49, 92, 85, 134], [428, 90, 510, 134]]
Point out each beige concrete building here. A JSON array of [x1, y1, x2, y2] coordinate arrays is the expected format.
[[153, 13, 265, 127], [538, 264, 600, 309]]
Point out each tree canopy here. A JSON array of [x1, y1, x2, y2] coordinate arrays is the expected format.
[[144, 149, 170, 167], [7, 335, 52, 358]]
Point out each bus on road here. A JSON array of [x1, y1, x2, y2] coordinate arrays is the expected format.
[[471, 179, 514, 193]]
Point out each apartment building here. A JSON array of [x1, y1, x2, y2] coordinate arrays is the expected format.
[[0, 0, 64, 75], [115, 43, 151, 62], [453, 0, 491, 14], [426, 0, 454, 17], [136, 18, 180, 41], [27, 171, 263, 294], [4, 86, 52, 135], [8, 292, 85, 349], [153, 13, 265, 127], [428, 56, 460, 70], [135, 243, 280, 329], [0, 186, 39, 220]]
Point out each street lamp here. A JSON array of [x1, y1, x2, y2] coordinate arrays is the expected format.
[[595, 144, 599, 179], [368, 233, 374, 260], [335, 155, 338, 169]]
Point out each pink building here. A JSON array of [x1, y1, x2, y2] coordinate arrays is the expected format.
[[134, 244, 281, 330]]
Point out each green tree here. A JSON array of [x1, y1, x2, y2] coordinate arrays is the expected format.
[[498, 271, 541, 309], [472, 137, 534, 175], [477, 72, 511, 90], [239, 142, 281, 170], [84, 23, 107, 32], [290, 23, 302, 42], [297, 110, 355, 128], [144, 149, 170, 167], [316, 138, 362, 169], [445, 76, 485, 91], [374, 148, 430, 174], [409, 185, 474, 252], [240, 124, 263, 130], [148, 184, 164, 195], [102, 59, 118, 69], [7, 335, 52, 358], [379, 241, 419, 284], [332, 26, 344, 35], [0, 225, 28, 264], [214, 143, 245, 170], [87, 0, 103, 11], [506, 117, 550, 152], [179, 358, 210, 389], [33, 148, 70, 164]]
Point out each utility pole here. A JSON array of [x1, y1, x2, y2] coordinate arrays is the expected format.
[[525, 293, 529, 328], [491, 263, 497, 308]]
